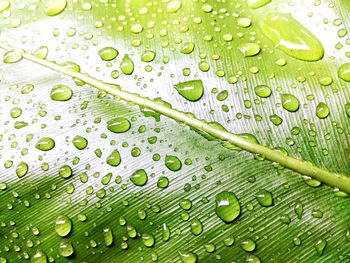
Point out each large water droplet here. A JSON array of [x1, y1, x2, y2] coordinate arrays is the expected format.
[[238, 43, 260, 57], [98, 47, 118, 61], [259, 13, 324, 61], [107, 117, 131, 133], [50, 85, 73, 101], [59, 239, 74, 257], [120, 55, 134, 75], [55, 215, 72, 237], [175, 80, 204, 101], [32, 250, 47, 263], [338, 63, 350, 82], [179, 251, 197, 263], [130, 169, 148, 186], [36, 137, 55, 151], [215, 191, 240, 223], [282, 94, 300, 112], [45, 0, 67, 16], [165, 155, 182, 171]]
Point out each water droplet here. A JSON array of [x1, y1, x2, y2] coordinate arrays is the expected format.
[[120, 55, 134, 75], [127, 224, 137, 238], [282, 94, 300, 112], [55, 215, 72, 237], [59, 239, 74, 257], [316, 102, 330, 119], [179, 251, 197, 263], [59, 165, 72, 179], [142, 234, 155, 247], [162, 223, 171, 242], [345, 103, 350, 118], [259, 13, 324, 61], [45, 0, 67, 16], [107, 117, 131, 133], [254, 85, 272, 98], [3, 49, 23, 64], [238, 17, 251, 28], [106, 149, 121, 167], [241, 239, 256, 252], [130, 169, 148, 186], [338, 63, 350, 82], [50, 84, 73, 101], [103, 227, 113, 246], [247, 0, 271, 9], [131, 24, 143, 33], [190, 218, 203, 236], [315, 239, 327, 255], [215, 191, 240, 223], [72, 135, 88, 150], [16, 162, 28, 178], [33, 46, 48, 59], [246, 254, 261, 263], [141, 51, 156, 62], [256, 189, 273, 207], [98, 47, 119, 61], [175, 80, 204, 101], [36, 137, 55, 151], [167, 0, 182, 13], [238, 43, 260, 57], [181, 42, 195, 54], [269, 114, 283, 126], [32, 250, 47, 263], [294, 201, 303, 219], [165, 155, 182, 171], [157, 176, 169, 189]]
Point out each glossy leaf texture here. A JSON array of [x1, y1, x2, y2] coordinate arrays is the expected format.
[[0, 0, 350, 262]]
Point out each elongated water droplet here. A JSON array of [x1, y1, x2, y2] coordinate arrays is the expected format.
[[247, 0, 271, 9], [162, 223, 171, 241], [282, 94, 300, 112], [259, 13, 324, 61], [50, 85, 72, 101], [98, 47, 118, 61], [127, 224, 137, 238], [3, 49, 23, 64], [238, 43, 260, 57], [32, 250, 47, 263], [294, 201, 303, 219], [256, 189, 273, 207], [120, 55, 134, 75], [179, 251, 197, 263], [165, 155, 182, 171], [316, 102, 330, 119], [106, 149, 121, 167], [107, 117, 131, 133], [167, 0, 182, 13], [36, 137, 55, 151], [130, 169, 148, 186], [215, 191, 240, 223], [16, 162, 28, 178], [103, 227, 113, 246], [346, 103, 350, 118], [338, 63, 350, 82], [55, 215, 72, 237], [175, 80, 204, 101], [45, 0, 67, 16], [315, 239, 327, 255], [190, 218, 203, 236], [59, 239, 74, 257]]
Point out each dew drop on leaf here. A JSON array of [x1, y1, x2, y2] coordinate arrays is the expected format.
[[174, 80, 204, 102], [165, 155, 182, 171], [282, 94, 300, 112], [316, 102, 330, 119], [256, 189, 274, 207], [215, 191, 241, 223], [338, 63, 350, 81], [120, 55, 134, 75], [107, 117, 131, 133], [59, 239, 74, 257], [238, 43, 260, 57], [178, 251, 197, 263], [98, 47, 119, 61], [55, 215, 72, 237], [35, 137, 55, 151], [241, 238, 256, 252], [259, 13, 324, 61], [130, 169, 148, 186], [45, 0, 67, 16], [103, 227, 113, 246], [32, 250, 47, 263], [247, 0, 271, 9], [3, 49, 23, 64], [50, 84, 73, 101]]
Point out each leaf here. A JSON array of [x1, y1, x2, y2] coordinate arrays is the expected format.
[[0, 0, 350, 263]]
